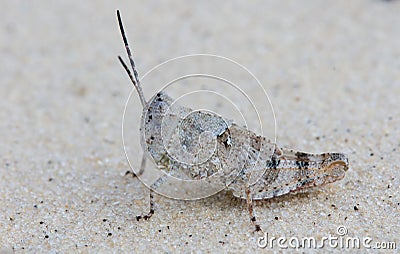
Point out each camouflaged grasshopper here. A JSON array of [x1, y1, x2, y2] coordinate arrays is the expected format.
[[116, 10, 349, 233]]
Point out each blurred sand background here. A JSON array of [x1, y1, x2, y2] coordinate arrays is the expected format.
[[0, 0, 399, 252]]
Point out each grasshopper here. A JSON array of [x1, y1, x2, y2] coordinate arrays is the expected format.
[[116, 10, 349, 233]]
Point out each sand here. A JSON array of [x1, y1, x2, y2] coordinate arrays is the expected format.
[[1, 1, 399, 252]]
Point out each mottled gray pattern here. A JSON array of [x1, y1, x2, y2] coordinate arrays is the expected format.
[[141, 91, 349, 199]]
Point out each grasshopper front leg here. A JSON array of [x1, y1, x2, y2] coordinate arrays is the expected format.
[[134, 154, 155, 221]]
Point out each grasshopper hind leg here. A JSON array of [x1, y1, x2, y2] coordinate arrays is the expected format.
[[244, 183, 264, 234]]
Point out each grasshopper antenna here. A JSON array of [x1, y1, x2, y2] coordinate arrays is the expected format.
[[117, 10, 146, 107]]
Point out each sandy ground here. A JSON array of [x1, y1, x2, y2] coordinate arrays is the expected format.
[[1, 0, 399, 253]]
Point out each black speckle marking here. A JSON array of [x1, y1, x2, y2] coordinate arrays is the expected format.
[[295, 152, 309, 160], [296, 160, 310, 169], [354, 205, 359, 211], [266, 156, 279, 169]]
